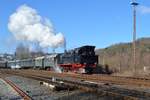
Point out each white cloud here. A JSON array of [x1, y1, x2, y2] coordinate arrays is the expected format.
[[8, 4, 65, 49], [138, 5, 150, 14]]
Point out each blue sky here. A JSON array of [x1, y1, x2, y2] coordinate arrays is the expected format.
[[0, 0, 150, 53]]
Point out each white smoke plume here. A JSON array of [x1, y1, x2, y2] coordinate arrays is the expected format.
[[8, 5, 65, 49]]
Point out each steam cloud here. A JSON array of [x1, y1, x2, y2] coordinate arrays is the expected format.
[[8, 5, 65, 48]]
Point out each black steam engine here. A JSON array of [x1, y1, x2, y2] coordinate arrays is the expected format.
[[58, 45, 98, 73]]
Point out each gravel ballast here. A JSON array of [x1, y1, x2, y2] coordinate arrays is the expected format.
[[0, 78, 22, 99]]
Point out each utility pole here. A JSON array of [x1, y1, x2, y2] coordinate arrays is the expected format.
[[102, 51, 105, 65], [131, 0, 139, 73]]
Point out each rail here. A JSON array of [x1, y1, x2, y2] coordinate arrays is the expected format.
[[1, 69, 150, 100], [2, 78, 32, 100]]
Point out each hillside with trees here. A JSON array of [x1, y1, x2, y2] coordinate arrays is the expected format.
[[96, 37, 150, 75]]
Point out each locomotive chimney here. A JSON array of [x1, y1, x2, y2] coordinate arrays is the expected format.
[[64, 38, 67, 53]]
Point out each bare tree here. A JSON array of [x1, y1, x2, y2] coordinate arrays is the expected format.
[[15, 43, 30, 59]]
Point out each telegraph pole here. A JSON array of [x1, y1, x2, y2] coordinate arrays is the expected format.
[[131, 0, 139, 73]]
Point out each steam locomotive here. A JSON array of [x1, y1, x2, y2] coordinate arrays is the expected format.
[[0, 45, 98, 73]]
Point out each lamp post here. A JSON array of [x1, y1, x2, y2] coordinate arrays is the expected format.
[[131, 0, 139, 73]]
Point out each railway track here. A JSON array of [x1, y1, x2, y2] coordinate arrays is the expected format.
[[2, 78, 32, 100], [2, 69, 150, 87], [1, 69, 150, 100], [0, 73, 32, 100], [11, 69, 150, 87], [0, 72, 32, 100], [0, 72, 141, 100]]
